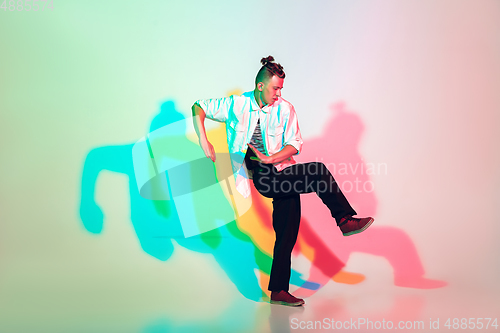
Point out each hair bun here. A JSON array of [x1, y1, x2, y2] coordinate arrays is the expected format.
[[261, 55, 275, 66]]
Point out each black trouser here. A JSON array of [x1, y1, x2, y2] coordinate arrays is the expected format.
[[252, 162, 357, 292]]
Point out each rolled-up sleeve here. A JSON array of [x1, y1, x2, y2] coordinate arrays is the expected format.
[[283, 106, 303, 154], [195, 96, 233, 123]]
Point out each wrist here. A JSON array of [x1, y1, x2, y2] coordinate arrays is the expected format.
[[198, 135, 209, 144], [267, 154, 276, 164]]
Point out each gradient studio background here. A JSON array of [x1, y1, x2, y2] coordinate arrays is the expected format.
[[1, 0, 500, 332]]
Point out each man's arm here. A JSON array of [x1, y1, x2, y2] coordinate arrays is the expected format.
[[192, 103, 216, 162], [192, 96, 233, 162], [248, 143, 298, 164]]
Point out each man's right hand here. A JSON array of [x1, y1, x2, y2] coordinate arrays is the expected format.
[[200, 138, 216, 162]]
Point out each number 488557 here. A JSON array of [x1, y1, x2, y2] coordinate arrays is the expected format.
[[1, 0, 54, 11]]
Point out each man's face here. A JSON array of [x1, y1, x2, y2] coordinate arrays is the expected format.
[[259, 75, 284, 106]]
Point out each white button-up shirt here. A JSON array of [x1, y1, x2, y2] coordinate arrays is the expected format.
[[195, 91, 303, 198]]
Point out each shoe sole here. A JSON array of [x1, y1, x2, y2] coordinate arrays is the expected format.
[[270, 300, 304, 307], [343, 218, 374, 236]]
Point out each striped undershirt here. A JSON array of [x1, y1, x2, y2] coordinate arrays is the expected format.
[[249, 119, 266, 154]]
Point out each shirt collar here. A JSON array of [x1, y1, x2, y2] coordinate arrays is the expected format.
[[248, 91, 273, 113]]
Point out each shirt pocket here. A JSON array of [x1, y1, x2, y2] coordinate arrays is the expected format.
[[267, 125, 284, 153], [227, 120, 246, 151], [228, 120, 245, 132]]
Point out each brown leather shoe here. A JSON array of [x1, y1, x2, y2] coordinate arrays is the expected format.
[[270, 291, 305, 306], [339, 215, 374, 236]]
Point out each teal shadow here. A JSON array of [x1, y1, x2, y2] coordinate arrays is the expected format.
[[78, 100, 319, 302]]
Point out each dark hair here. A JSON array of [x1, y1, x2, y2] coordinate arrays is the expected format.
[[255, 56, 285, 85]]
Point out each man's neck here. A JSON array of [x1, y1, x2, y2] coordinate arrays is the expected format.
[[253, 89, 265, 108]]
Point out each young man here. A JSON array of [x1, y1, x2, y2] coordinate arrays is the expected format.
[[192, 56, 373, 306]]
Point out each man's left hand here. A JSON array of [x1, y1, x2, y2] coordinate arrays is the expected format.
[[248, 143, 273, 164]]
